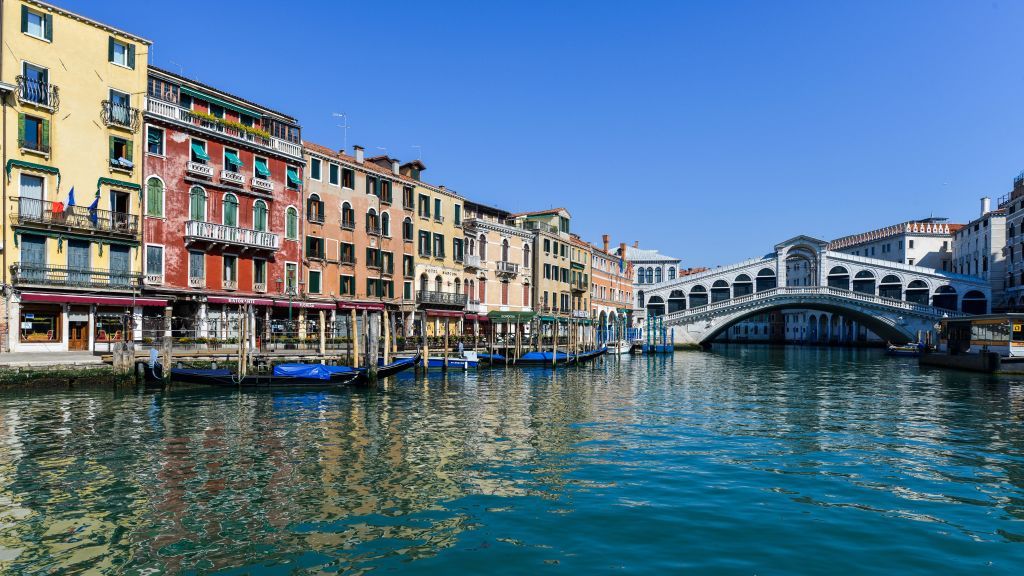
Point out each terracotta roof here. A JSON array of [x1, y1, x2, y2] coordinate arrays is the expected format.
[[510, 207, 570, 218]]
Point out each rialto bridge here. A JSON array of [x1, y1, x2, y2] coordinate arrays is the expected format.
[[637, 236, 991, 345]]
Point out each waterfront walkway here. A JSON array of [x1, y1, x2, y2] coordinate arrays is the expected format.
[[0, 351, 104, 369]]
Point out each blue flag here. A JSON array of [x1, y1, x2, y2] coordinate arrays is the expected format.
[[88, 196, 99, 226], [67, 187, 75, 207]]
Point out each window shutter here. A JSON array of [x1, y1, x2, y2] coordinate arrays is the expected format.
[[108, 37, 115, 62], [17, 113, 25, 144], [43, 14, 52, 41], [21, 6, 28, 33], [40, 118, 49, 150], [127, 44, 136, 69], [125, 140, 133, 162]]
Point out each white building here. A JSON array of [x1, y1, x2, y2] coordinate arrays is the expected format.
[[951, 197, 1006, 310], [1001, 174, 1024, 310], [623, 242, 681, 286], [828, 217, 958, 270]]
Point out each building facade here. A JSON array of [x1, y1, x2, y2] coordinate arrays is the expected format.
[[462, 200, 533, 324], [141, 66, 305, 340], [2, 0, 151, 352], [512, 208, 572, 318], [828, 218, 959, 270], [951, 197, 1006, 310], [589, 236, 634, 341]]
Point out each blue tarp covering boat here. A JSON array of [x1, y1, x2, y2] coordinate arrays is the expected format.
[[273, 363, 358, 380], [518, 351, 570, 365]]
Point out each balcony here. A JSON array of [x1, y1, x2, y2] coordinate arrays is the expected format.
[[253, 282, 267, 293], [144, 273, 163, 286], [524, 221, 559, 234], [339, 255, 357, 266], [571, 278, 589, 293], [13, 197, 138, 238], [252, 177, 274, 193], [221, 169, 245, 186], [10, 263, 140, 291], [184, 220, 280, 251], [146, 98, 302, 159], [466, 299, 483, 313], [16, 76, 59, 111], [416, 290, 468, 308], [188, 276, 205, 288], [434, 215, 445, 224], [223, 279, 238, 291], [495, 260, 519, 277], [571, 310, 589, 319], [18, 137, 49, 155], [101, 100, 141, 132], [187, 161, 214, 178], [464, 254, 482, 269]]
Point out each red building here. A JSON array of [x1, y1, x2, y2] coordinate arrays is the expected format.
[[142, 66, 306, 337]]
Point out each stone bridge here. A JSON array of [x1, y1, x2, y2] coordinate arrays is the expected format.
[[637, 236, 991, 345]]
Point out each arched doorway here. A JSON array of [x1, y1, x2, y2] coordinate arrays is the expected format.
[[808, 314, 818, 341], [852, 271, 876, 295], [689, 285, 708, 307], [733, 274, 753, 297], [905, 280, 929, 305], [827, 266, 850, 290], [961, 290, 987, 314], [879, 275, 901, 300], [818, 315, 829, 342], [668, 290, 686, 313], [933, 285, 957, 311], [647, 296, 665, 317], [711, 280, 730, 302], [756, 268, 777, 292]]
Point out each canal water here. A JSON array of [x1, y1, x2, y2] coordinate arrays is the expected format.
[[1, 347, 1023, 574]]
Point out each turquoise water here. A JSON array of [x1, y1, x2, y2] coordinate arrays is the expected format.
[[1, 347, 1023, 574]]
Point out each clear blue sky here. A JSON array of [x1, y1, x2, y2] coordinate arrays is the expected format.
[[61, 0, 1024, 266]]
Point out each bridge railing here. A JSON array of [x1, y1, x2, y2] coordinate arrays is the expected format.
[[639, 256, 775, 290], [824, 251, 988, 285], [667, 286, 968, 320]]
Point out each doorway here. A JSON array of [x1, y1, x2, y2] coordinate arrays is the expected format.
[[68, 307, 89, 351]]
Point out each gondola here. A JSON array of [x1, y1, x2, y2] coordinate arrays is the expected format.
[[476, 352, 506, 365], [515, 351, 572, 366], [144, 354, 419, 389], [571, 347, 608, 363], [886, 344, 921, 357]]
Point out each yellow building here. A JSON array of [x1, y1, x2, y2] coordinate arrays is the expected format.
[[403, 158, 466, 338], [1, 0, 151, 352]]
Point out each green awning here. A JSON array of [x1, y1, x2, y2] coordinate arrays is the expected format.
[[287, 166, 301, 186], [225, 150, 244, 168], [539, 315, 556, 322], [97, 177, 141, 191], [190, 142, 210, 161], [180, 86, 261, 119], [487, 311, 536, 321], [254, 158, 270, 178], [6, 160, 60, 191], [571, 262, 586, 270]]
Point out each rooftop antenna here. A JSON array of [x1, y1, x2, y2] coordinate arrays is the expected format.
[[168, 60, 184, 76], [411, 145, 422, 160], [376, 146, 387, 157], [332, 112, 348, 152]]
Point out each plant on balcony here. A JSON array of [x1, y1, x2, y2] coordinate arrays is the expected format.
[[191, 110, 272, 140]]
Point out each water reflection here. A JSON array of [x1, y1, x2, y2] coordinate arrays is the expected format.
[[1, 348, 1024, 574]]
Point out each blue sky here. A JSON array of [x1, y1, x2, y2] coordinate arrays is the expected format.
[[61, 0, 1024, 266]]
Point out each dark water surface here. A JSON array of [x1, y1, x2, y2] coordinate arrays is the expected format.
[[2, 347, 1024, 574]]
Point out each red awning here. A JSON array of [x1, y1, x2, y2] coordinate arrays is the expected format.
[[273, 300, 336, 310], [208, 296, 274, 306], [337, 302, 386, 311], [20, 292, 167, 307], [427, 310, 464, 318], [465, 314, 478, 320]]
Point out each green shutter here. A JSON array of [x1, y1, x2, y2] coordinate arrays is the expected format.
[[40, 118, 49, 150], [127, 44, 136, 69], [43, 14, 52, 41], [108, 36, 115, 62], [109, 136, 116, 161], [21, 6, 28, 33], [125, 140, 133, 162], [17, 113, 25, 144]]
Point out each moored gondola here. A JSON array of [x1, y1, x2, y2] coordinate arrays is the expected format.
[[515, 351, 571, 366], [144, 354, 419, 388]]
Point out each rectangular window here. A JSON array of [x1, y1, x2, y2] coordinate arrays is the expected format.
[[19, 305, 60, 343], [254, 259, 267, 285], [189, 251, 205, 280], [381, 180, 392, 203], [454, 204, 462, 225], [286, 166, 300, 190], [109, 135, 132, 168], [404, 281, 412, 300], [223, 255, 237, 282], [342, 168, 354, 188], [340, 242, 355, 264], [306, 236, 325, 260], [434, 198, 442, 221], [909, 239, 915, 249], [147, 126, 164, 155], [418, 194, 430, 218], [224, 148, 242, 173], [145, 245, 163, 277], [18, 113, 48, 152], [544, 239, 551, 253], [433, 233, 445, 258], [309, 270, 322, 294], [419, 231, 431, 256], [340, 275, 355, 296], [285, 263, 298, 292], [310, 157, 322, 180], [22, 6, 51, 41], [404, 255, 414, 276], [367, 176, 379, 197], [329, 163, 340, 186], [191, 138, 208, 163], [403, 186, 414, 209], [108, 37, 135, 68]]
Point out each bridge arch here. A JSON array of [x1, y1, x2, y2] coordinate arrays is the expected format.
[[647, 295, 665, 316], [879, 274, 902, 300], [756, 268, 777, 292], [933, 285, 957, 311], [733, 274, 753, 297], [690, 285, 708, 307], [711, 280, 730, 303], [961, 290, 987, 314], [906, 280, 929, 305], [668, 290, 686, 313], [852, 270, 876, 295], [827, 266, 850, 290]]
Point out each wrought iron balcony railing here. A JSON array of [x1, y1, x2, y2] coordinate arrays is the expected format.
[[101, 100, 141, 132], [416, 290, 468, 307], [184, 220, 280, 251], [10, 263, 140, 290], [16, 76, 59, 110], [17, 137, 49, 155], [13, 196, 138, 236]]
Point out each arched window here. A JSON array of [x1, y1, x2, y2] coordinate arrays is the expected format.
[[646, 267, 655, 284], [367, 208, 379, 233], [668, 266, 676, 280], [454, 278, 461, 294], [146, 177, 163, 217], [189, 186, 206, 222], [480, 234, 488, 261], [341, 202, 354, 228], [419, 273, 428, 293], [253, 200, 268, 232], [286, 206, 298, 239], [381, 212, 391, 237], [435, 275, 443, 293], [403, 217, 413, 241], [655, 267, 663, 283], [502, 239, 510, 261], [306, 193, 323, 223], [223, 193, 238, 227], [524, 244, 531, 267]]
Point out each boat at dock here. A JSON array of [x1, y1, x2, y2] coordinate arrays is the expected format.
[[885, 343, 922, 357], [145, 354, 419, 388]]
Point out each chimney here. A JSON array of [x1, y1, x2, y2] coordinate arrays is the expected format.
[[981, 196, 991, 216], [439, 185, 446, 193], [633, 240, 639, 248], [619, 242, 627, 257], [392, 159, 400, 175], [602, 234, 610, 253], [354, 145, 364, 164]]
